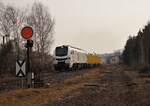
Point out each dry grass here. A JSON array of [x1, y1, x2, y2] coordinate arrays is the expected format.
[[0, 74, 17, 83], [0, 85, 80, 106], [0, 68, 103, 106], [64, 68, 103, 84]]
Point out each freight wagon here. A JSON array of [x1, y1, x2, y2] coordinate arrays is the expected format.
[[87, 53, 101, 68]]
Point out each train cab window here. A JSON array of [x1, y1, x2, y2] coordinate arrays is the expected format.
[[56, 46, 68, 56]]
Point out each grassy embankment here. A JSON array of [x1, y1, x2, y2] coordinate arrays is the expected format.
[[0, 68, 103, 106]]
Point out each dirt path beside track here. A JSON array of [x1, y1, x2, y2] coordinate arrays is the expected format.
[[51, 66, 150, 106]]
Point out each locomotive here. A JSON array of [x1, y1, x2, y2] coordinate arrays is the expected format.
[[53, 45, 101, 70]]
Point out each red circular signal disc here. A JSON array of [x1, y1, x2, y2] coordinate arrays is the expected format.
[[21, 26, 33, 39]]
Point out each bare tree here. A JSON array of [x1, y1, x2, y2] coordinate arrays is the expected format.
[[26, 2, 55, 62], [0, 4, 10, 43], [0, 4, 25, 58]]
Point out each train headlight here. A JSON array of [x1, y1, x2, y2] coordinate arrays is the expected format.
[[54, 59, 57, 64], [65, 57, 70, 63]]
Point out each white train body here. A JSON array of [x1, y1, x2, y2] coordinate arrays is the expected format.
[[54, 45, 87, 70]]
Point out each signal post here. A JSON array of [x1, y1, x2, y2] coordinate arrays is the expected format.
[[21, 26, 34, 88]]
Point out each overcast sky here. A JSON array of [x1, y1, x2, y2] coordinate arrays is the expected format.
[[1, 0, 150, 54]]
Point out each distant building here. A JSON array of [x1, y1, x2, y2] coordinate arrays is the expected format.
[[100, 49, 123, 65], [101, 54, 110, 64], [109, 55, 120, 64], [108, 50, 122, 64]]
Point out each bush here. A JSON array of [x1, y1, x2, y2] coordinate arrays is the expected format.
[[0, 41, 15, 75]]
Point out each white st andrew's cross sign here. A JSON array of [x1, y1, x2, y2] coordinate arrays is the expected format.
[[16, 60, 26, 77]]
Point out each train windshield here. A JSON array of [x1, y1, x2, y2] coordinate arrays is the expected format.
[[55, 46, 68, 56]]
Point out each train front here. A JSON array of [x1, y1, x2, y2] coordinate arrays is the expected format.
[[53, 45, 70, 70]]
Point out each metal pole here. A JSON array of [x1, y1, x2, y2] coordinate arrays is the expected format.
[[27, 42, 30, 73], [21, 77, 24, 88], [27, 40, 31, 88], [3, 36, 5, 45]]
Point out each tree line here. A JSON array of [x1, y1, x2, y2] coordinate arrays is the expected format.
[[123, 22, 150, 68], [0, 2, 55, 75]]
